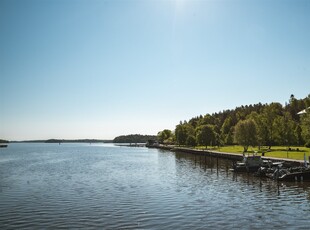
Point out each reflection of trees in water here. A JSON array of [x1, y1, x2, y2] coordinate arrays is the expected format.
[[175, 151, 231, 171], [172, 150, 310, 201]]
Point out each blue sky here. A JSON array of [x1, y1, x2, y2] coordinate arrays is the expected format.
[[1, 0, 309, 140]]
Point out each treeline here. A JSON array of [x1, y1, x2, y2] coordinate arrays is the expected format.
[[0, 139, 9, 143], [113, 134, 157, 143], [158, 94, 310, 151], [45, 139, 112, 143]]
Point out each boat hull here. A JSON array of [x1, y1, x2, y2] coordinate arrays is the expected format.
[[278, 170, 310, 182]]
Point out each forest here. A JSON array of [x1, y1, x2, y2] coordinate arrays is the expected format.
[[0, 139, 9, 143], [113, 134, 157, 143], [157, 94, 310, 152]]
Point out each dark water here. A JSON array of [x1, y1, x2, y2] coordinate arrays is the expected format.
[[0, 143, 310, 229]]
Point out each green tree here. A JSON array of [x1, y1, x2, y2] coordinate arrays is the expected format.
[[261, 102, 283, 148], [196, 125, 216, 148], [273, 112, 296, 147], [220, 117, 233, 145], [157, 129, 172, 144], [247, 111, 269, 148], [186, 135, 197, 147], [234, 119, 257, 152], [175, 122, 188, 145], [198, 114, 216, 126], [304, 94, 310, 108], [226, 128, 234, 145], [295, 125, 304, 146], [158, 94, 310, 149], [301, 112, 310, 147], [175, 121, 195, 146], [288, 94, 299, 121]]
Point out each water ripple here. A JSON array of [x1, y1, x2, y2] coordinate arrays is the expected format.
[[0, 144, 310, 229]]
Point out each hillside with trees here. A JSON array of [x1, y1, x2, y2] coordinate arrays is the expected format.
[[0, 139, 9, 143], [157, 94, 310, 151], [113, 134, 157, 143]]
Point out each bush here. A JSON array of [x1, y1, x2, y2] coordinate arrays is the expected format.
[[305, 142, 310, 148]]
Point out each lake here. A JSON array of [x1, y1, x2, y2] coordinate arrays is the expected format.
[[0, 143, 309, 229]]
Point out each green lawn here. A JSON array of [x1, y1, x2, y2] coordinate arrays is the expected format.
[[195, 145, 310, 161]]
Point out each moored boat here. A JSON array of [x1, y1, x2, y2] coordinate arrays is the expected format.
[[232, 155, 263, 172], [274, 167, 310, 182], [254, 161, 284, 177]]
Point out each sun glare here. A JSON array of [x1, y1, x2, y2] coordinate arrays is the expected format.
[[174, 0, 187, 12]]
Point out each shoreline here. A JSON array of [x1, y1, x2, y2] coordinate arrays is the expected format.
[[150, 145, 307, 166]]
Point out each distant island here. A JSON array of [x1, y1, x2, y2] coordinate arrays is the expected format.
[[113, 134, 157, 143]]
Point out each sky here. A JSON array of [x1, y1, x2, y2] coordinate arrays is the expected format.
[[0, 0, 309, 141]]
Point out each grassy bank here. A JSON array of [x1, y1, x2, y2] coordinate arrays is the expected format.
[[194, 145, 310, 161]]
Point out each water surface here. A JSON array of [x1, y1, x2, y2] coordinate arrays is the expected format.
[[0, 143, 309, 229]]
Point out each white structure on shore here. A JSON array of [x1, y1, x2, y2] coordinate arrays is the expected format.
[[297, 107, 310, 115]]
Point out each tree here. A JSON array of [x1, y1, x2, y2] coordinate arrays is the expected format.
[[158, 94, 310, 149], [196, 125, 216, 148], [273, 112, 296, 147], [247, 111, 267, 148], [157, 129, 172, 144], [295, 125, 304, 146], [234, 119, 257, 152], [220, 117, 233, 145], [198, 114, 216, 126], [304, 94, 310, 108], [175, 123, 187, 145], [226, 128, 234, 145], [186, 135, 197, 147], [301, 112, 310, 147], [175, 121, 195, 146], [261, 103, 283, 148]]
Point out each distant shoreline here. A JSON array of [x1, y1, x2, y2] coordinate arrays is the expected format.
[[10, 139, 113, 143]]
